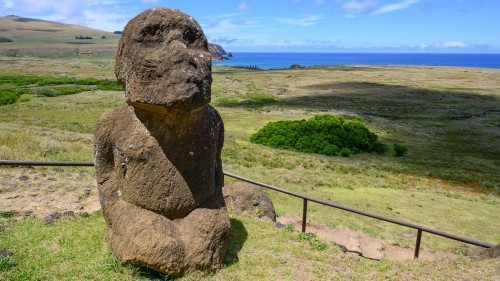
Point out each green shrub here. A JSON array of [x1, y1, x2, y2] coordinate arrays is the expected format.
[[31, 88, 59, 97], [0, 36, 13, 43], [340, 147, 351, 157], [0, 89, 20, 105], [393, 143, 408, 157], [96, 80, 123, 91], [0, 75, 123, 105], [0, 75, 122, 89], [250, 114, 388, 157], [32, 87, 88, 97]]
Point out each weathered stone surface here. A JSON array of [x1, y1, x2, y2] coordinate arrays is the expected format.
[[94, 7, 230, 277], [223, 182, 276, 222], [43, 211, 61, 224], [115, 8, 212, 112], [473, 244, 500, 260], [0, 250, 13, 257]]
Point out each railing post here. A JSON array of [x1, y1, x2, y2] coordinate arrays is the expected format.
[[302, 198, 308, 233], [414, 229, 423, 259]]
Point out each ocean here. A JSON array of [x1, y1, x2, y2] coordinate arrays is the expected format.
[[212, 52, 500, 70]]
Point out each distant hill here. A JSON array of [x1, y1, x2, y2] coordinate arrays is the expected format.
[[0, 15, 119, 57], [0, 15, 115, 39], [0, 15, 228, 60], [208, 43, 229, 61]]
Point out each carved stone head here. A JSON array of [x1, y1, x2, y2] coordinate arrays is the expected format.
[[115, 8, 212, 112]]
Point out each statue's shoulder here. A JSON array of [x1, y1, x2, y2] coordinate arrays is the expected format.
[[95, 105, 136, 141], [205, 105, 223, 125]]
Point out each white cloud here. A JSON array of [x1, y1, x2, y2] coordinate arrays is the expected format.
[[342, 0, 378, 16], [14, 0, 88, 24], [238, 2, 249, 11], [371, 0, 419, 15], [3, 0, 14, 8], [3, 0, 137, 31], [279, 14, 323, 26], [439, 41, 469, 48], [419, 41, 470, 49]]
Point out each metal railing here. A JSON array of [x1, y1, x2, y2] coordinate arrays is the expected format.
[[0, 160, 495, 259]]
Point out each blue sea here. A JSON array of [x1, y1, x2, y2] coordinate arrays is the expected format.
[[213, 53, 500, 70]]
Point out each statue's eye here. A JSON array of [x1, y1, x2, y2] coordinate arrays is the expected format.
[[182, 29, 197, 45]]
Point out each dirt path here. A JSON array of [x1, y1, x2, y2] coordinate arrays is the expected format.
[[277, 214, 453, 261], [0, 167, 100, 218]]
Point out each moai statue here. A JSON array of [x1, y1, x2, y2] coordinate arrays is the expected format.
[[94, 8, 231, 276]]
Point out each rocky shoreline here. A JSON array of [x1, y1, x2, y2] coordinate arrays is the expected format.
[[209, 43, 229, 61]]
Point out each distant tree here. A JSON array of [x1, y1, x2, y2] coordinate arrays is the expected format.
[[75, 35, 93, 40], [114, 31, 123, 34], [0, 36, 13, 43], [251, 114, 389, 157], [393, 143, 408, 157], [101, 35, 106, 39], [290, 64, 303, 69]]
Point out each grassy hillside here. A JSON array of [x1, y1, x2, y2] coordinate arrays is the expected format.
[[0, 57, 499, 279], [0, 16, 229, 60], [1, 212, 498, 280], [0, 16, 120, 58], [0, 16, 115, 39]]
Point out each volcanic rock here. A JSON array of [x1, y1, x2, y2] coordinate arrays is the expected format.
[[94, 7, 230, 276], [223, 182, 276, 222]]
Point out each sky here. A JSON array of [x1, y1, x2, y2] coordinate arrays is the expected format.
[[1, 0, 499, 53]]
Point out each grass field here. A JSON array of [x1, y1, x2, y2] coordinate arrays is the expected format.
[[0, 16, 119, 58], [1, 56, 499, 280]]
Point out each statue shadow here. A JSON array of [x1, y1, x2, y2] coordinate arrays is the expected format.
[[129, 266, 179, 280], [223, 218, 248, 266]]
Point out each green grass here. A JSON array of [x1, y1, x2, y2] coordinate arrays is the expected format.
[[0, 60, 499, 279], [0, 75, 122, 102], [1, 213, 498, 280]]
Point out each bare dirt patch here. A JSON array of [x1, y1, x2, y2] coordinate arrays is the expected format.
[[277, 214, 453, 261], [0, 167, 100, 218]]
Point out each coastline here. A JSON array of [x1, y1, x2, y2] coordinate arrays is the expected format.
[[213, 52, 500, 70]]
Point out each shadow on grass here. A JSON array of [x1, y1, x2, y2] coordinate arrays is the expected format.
[[223, 218, 248, 266], [217, 81, 500, 189], [216, 81, 499, 121], [128, 265, 179, 281], [289, 82, 499, 120]]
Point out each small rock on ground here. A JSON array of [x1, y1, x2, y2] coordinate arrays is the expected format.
[[0, 250, 13, 257]]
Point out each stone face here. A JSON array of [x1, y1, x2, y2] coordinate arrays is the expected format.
[[94, 7, 230, 277], [115, 8, 212, 112], [223, 182, 276, 222]]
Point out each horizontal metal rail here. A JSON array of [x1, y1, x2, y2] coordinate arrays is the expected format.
[[222, 172, 494, 249], [1, 160, 495, 257], [0, 160, 94, 167]]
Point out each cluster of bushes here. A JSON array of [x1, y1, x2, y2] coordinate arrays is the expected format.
[[0, 88, 31, 105], [0, 89, 20, 105], [251, 114, 390, 157], [75, 35, 93, 40], [0, 75, 124, 105], [0, 36, 13, 43], [0, 75, 122, 90], [31, 87, 89, 97]]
